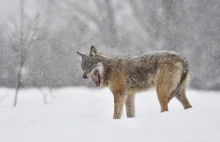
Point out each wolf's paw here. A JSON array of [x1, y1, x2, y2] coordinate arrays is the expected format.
[[184, 105, 192, 109], [127, 115, 135, 118]]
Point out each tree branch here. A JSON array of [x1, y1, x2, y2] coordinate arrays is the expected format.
[[7, 21, 20, 52], [27, 13, 41, 47], [57, 0, 101, 26]]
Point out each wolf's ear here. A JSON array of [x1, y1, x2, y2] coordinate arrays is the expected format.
[[90, 46, 98, 56], [77, 51, 84, 58]]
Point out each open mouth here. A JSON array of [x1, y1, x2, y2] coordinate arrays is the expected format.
[[90, 70, 100, 87]]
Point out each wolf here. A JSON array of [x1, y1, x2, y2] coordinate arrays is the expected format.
[[77, 46, 192, 119]]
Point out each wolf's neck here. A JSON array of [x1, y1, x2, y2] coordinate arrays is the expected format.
[[101, 59, 111, 86]]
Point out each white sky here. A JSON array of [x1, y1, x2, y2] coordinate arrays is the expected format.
[[0, 0, 18, 25], [0, 0, 36, 27]]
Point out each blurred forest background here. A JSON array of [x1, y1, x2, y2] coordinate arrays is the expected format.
[[0, 0, 220, 90]]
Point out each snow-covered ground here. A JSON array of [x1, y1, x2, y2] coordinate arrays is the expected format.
[[0, 87, 220, 142]]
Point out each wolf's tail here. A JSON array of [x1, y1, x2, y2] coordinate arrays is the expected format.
[[180, 60, 189, 85]]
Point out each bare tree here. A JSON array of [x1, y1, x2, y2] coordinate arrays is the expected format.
[[7, 0, 41, 107], [38, 88, 55, 104], [58, 0, 118, 48], [96, 0, 118, 47]]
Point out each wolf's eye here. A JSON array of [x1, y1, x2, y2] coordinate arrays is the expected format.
[[81, 64, 85, 69], [88, 62, 93, 67]]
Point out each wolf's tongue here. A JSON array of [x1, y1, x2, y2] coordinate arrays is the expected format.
[[91, 74, 99, 86]]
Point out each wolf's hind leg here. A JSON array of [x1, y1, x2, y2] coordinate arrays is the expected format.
[[113, 93, 127, 119], [156, 88, 169, 112], [175, 88, 192, 109], [156, 63, 182, 112], [175, 73, 192, 109], [156, 75, 178, 112], [126, 94, 135, 118]]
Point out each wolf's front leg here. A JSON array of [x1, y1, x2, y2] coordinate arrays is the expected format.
[[126, 94, 135, 118], [113, 93, 127, 119]]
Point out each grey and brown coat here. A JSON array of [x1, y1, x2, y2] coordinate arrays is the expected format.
[[77, 46, 192, 119]]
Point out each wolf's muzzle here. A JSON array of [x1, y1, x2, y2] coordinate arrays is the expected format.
[[83, 73, 88, 79]]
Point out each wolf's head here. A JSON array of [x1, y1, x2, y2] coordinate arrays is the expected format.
[[77, 46, 104, 87]]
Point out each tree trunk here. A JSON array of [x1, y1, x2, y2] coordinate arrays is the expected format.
[[13, 57, 24, 107], [13, 0, 24, 107]]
